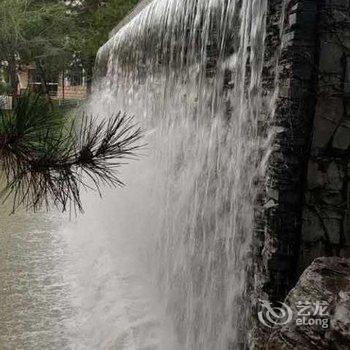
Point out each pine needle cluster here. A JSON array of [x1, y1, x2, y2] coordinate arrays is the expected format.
[[0, 93, 143, 213]]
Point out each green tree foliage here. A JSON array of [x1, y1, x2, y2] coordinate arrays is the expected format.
[[70, 0, 139, 90], [0, 0, 139, 95], [0, 0, 75, 96]]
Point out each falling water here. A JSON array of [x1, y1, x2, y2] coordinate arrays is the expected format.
[[91, 0, 272, 348], [0, 1, 281, 349]]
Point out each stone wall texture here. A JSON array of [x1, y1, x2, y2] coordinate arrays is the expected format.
[[300, 0, 350, 273], [262, 0, 350, 303], [262, 0, 321, 302]]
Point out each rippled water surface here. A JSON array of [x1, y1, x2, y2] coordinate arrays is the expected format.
[[0, 209, 71, 349], [0, 170, 178, 350]]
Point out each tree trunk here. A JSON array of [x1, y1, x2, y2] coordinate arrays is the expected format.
[[8, 57, 19, 107], [85, 58, 94, 95], [35, 60, 54, 103]]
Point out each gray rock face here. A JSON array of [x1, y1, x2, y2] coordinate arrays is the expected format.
[[267, 257, 350, 349], [313, 97, 344, 149], [333, 118, 350, 150], [298, 0, 350, 281]]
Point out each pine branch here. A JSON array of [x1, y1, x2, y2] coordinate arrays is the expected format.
[[0, 93, 144, 213]]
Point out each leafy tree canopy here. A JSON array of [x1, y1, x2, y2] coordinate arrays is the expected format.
[[0, 0, 76, 93], [69, 0, 139, 87], [0, 0, 139, 93]]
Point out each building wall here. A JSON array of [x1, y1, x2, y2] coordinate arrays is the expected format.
[[17, 65, 87, 101], [57, 84, 87, 100], [18, 66, 30, 91]]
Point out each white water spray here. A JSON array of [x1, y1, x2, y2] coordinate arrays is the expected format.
[[90, 0, 271, 348], [0, 1, 281, 349]]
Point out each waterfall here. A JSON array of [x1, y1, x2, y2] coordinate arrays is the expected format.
[[91, 0, 274, 348]]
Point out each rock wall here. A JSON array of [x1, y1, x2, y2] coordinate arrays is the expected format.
[[300, 0, 350, 273], [262, 0, 321, 302], [262, 0, 350, 303], [267, 257, 350, 349]]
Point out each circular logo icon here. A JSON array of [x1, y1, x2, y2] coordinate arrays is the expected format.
[[258, 299, 293, 328]]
